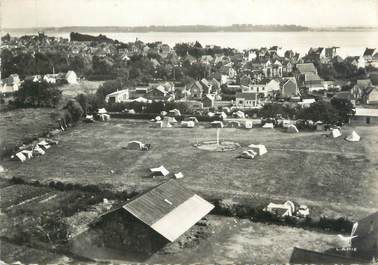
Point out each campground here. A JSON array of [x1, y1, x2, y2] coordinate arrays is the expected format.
[[2, 118, 378, 220]]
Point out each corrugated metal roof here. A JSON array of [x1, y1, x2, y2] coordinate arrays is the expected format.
[[151, 195, 214, 242], [122, 179, 214, 241], [123, 179, 193, 226]]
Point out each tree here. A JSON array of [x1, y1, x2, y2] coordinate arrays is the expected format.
[[298, 101, 340, 124], [63, 99, 84, 122], [330, 97, 354, 123], [259, 103, 284, 118], [96, 79, 122, 105], [14, 80, 62, 108]]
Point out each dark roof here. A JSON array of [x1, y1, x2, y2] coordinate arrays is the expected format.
[[363, 48, 376, 57], [296, 63, 317, 74], [290, 247, 367, 264], [123, 179, 193, 226]]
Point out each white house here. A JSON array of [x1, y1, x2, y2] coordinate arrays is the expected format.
[[0, 74, 21, 93], [105, 89, 130, 103], [235, 92, 260, 109]]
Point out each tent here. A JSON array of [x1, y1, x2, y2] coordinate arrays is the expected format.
[[150, 165, 170, 177], [164, 117, 177, 123], [181, 121, 195, 128], [99, 114, 111, 121], [315, 121, 324, 131], [161, 111, 168, 116], [233, 110, 245, 119], [15, 152, 27, 162], [38, 140, 51, 150], [33, 145, 45, 155], [169, 109, 181, 116], [262, 123, 274, 129], [161, 120, 172, 128], [345, 131, 360, 142], [174, 172, 184, 179], [155, 116, 162, 121], [133, 97, 148, 103], [239, 150, 257, 159], [248, 144, 268, 156], [0, 165, 5, 173], [287, 124, 299, 133], [211, 121, 224, 128], [207, 112, 215, 117], [126, 141, 144, 150], [216, 112, 227, 119], [128, 109, 136, 114], [21, 149, 33, 159], [245, 120, 253, 129], [187, 117, 199, 123], [98, 108, 107, 114], [331, 128, 342, 138]]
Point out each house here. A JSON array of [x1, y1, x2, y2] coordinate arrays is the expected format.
[[105, 89, 130, 103], [324, 47, 339, 60], [345, 56, 366, 69], [200, 78, 212, 94], [280, 78, 299, 98], [365, 87, 378, 104], [351, 107, 378, 125], [235, 92, 259, 109], [371, 53, 378, 68], [0, 74, 21, 93], [304, 72, 326, 92], [262, 60, 282, 78], [296, 63, 318, 75], [203, 94, 215, 108], [210, 78, 221, 94], [146, 85, 168, 101], [65, 70, 78, 84], [363, 48, 376, 64], [183, 54, 196, 65], [351, 79, 374, 104], [187, 81, 203, 100], [92, 179, 214, 255]]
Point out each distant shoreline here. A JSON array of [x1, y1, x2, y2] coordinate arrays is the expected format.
[[2, 25, 378, 34]]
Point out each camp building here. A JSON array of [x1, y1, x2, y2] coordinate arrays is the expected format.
[[92, 179, 214, 255]]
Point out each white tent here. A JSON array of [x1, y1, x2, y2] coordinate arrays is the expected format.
[[0, 165, 5, 173], [33, 145, 45, 155], [15, 152, 27, 162], [207, 112, 215, 117], [174, 172, 184, 179], [128, 109, 136, 114], [262, 123, 274, 129], [155, 116, 162, 121], [150, 165, 170, 177], [21, 149, 33, 159], [245, 120, 253, 129], [126, 141, 144, 150], [211, 121, 224, 128], [287, 124, 299, 133], [345, 131, 360, 142], [169, 109, 181, 116], [161, 111, 168, 116], [248, 144, 268, 156], [181, 121, 195, 128], [38, 140, 51, 149], [99, 114, 111, 121], [331, 128, 342, 138], [133, 97, 148, 103], [240, 150, 257, 159], [234, 110, 245, 119], [187, 117, 199, 123], [98, 108, 107, 114], [217, 112, 227, 119], [161, 120, 172, 128]]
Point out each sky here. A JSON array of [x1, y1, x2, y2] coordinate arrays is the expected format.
[[1, 0, 378, 28]]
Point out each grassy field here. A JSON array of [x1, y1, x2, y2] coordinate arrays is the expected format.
[[2, 119, 378, 220], [59, 80, 104, 97], [148, 216, 340, 264], [0, 108, 60, 158]]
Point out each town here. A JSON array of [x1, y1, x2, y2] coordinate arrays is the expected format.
[[0, 31, 378, 264]]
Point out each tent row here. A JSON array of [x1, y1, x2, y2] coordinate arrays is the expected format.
[[330, 128, 361, 142], [12, 139, 59, 162]]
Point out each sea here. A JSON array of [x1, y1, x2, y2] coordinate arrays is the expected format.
[[5, 31, 378, 57]]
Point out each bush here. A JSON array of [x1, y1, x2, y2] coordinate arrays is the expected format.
[[63, 99, 84, 123]]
